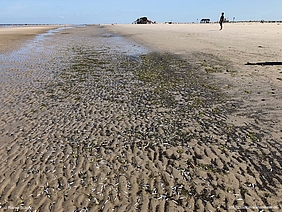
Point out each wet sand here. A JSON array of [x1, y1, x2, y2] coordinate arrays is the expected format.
[[106, 23, 282, 141], [0, 25, 281, 211], [0, 26, 61, 53]]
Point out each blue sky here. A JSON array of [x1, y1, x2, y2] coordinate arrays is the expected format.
[[0, 0, 281, 24]]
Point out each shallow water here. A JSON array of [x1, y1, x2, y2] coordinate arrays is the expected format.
[[99, 32, 149, 56], [0, 26, 149, 84], [0, 28, 63, 85]]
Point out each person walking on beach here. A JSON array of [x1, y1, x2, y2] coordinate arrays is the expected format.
[[219, 12, 224, 30]]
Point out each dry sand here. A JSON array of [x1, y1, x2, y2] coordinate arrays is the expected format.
[[0, 24, 281, 211]]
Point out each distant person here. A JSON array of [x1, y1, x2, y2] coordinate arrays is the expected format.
[[219, 12, 224, 30]]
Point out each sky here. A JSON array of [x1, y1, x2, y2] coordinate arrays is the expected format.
[[0, 0, 281, 24]]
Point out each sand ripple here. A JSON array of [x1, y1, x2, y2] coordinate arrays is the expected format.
[[0, 26, 281, 211]]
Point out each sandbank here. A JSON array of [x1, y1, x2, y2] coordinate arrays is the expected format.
[[0, 25, 61, 53]]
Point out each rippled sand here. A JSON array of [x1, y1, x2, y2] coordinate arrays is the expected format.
[[0, 25, 281, 211]]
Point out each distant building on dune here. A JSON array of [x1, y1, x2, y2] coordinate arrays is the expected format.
[[200, 18, 210, 23], [133, 17, 153, 24]]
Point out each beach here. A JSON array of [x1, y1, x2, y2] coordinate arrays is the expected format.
[[0, 24, 281, 211], [0, 26, 62, 54], [106, 23, 282, 140]]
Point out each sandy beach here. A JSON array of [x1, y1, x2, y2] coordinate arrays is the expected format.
[[0, 24, 281, 211], [106, 23, 282, 139], [0, 26, 61, 53]]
